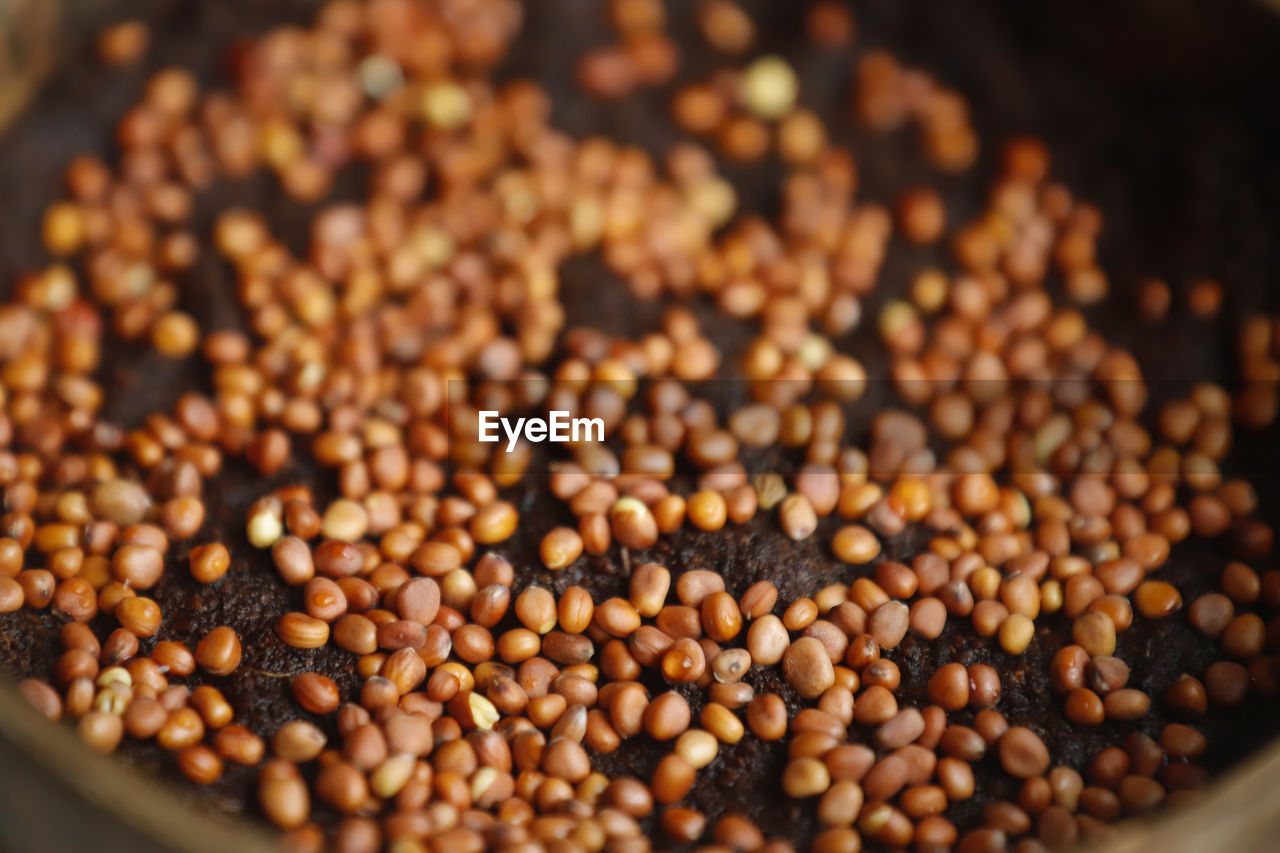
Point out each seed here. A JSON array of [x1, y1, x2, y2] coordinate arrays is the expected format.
[[745, 692, 788, 742], [999, 613, 1035, 654], [701, 591, 743, 642], [675, 729, 719, 768], [611, 497, 658, 548], [833, 525, 880, 564], [541, 528, 583, 570], [662, 638, 706, 683], [195, 626, 241, 676], [276, 612, 330, 649], [260, 773, 310, 830], [712, 648, 752, 684], [292, 672, 341, 714], [739, 581, 778, 619], [178, 745, 224, 785], [780, 494, 818, 540], [274, 720, 327, 762], [513, 586, 556, 635], [783, 637, 835, 699], [687, 490, 728, 531], [18, 679, 62, 720], [188, 542, 230, 584], [1065, 688, 1105, 726], [1221, 613, 1266, 659], [1072, 611, 1117, 657], [876, 708, 925, 750], [782, 758, 831, 798], [630, 562, 671, 616], [112, 544, 164, 589], [543, 738, 591, 782], [299, 576, 344, 622], [271, 536, 314, 586], [928, 663, 970, 711], [558, 586, 595, 634], [652, 754, 696, 804], [316, 761, 368, 814], [701, 702, 745, 744], [115, 596, 161, 637], [370, 752, 416, 799], [645, 692, 692, 741], [868, 601, 909, 649], [745, 614, 789, 666], [78, 711, 124, 753], [1188, 593, 1234, 637], [1000, 727, 1050, 779], [677, 570, 726, 607], [157, 708, 205, 751], [153, 311, 199, 357], [247, 498, 285, 548], [596, 597, 642, 637], [91, 479, 151, 526], [1131, 580, 1181, 619], [0, 577, 22, 612], [898, 187, 946, 245], [397, 576, 441, 625], [741, 55, 798, 120], [1104, 689, 1151, 721]]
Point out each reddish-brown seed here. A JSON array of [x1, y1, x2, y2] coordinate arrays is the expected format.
[[195, 626, 241, 675]]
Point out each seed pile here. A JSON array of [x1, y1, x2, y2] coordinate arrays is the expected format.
[[2, 1, 1280, 852]]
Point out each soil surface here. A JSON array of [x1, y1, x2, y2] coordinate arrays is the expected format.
[[2, 0, 1280, 847]]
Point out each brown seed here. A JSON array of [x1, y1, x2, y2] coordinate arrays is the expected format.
[[188, 542, 230, 584], [783, 637, 835, 699], [271, 536, 314, 586], [611, 497, 658, 548], [1000, 727, 1050, 779], [652, 754, 697, 804], [178, 745, 224, 785], [780, 494, 818, 540], [1104, 689, 1151, 721], [397, 576, 441, 624], [292, 672, 341, 715], [644, 692, 692, 741], [876, 708, 925, 750], [78, 711, 124, 754], [115, 596, 161, 637], [832, 525, 880, 564], [782, 757, 832, 799], [91, 479, 151, 526], [540, 527, 583, 570], [157, 708, 205, 751], [701, 591, 743, 642], [18, 679, 62, 720], [195, 626, 241, 676], [928, 663, 970, 711], [543, 738, 591, 782], [0, 576, 22, 613], [1072, 611, 1117, 657], [276, 612, 330, 649], [867, 601, 909, 649], [630, 562, 671, 617], [112, 544, 165, 590], [1134, 580, 1181, 619], [558, 586, 595, 634], [1065, 688, 1105, 726], [1087, 656, 1131, 695], [662, 638, 706, 684], [515, 586, 557, 634]]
